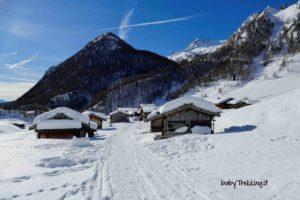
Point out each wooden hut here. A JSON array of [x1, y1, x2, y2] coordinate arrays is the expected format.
[[110, 110, 129, 123], [83, 111, 106, 129], [146, 96, 222, 138], [216, 97, 234, 109], [216, 97, 251, 109], [139, 104, 157, 121], [32, 107, 97, 139], [226, 98, 251, 109]]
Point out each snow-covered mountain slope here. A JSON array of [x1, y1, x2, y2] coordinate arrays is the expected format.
[[170, 1, 300, 99], [189, 51, 300, 103], [275, 1, 300, 27], [169, 39, 225, 62]]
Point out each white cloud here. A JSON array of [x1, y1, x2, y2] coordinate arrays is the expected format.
[[4, 53, 38, 69], [0, 52, 17, 58], [101, 13, 204, 33], [0, 82, 35, 101], [118, 8, 135, 40]]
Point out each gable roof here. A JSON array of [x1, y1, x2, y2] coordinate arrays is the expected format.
[[227, 98, 251, 105], [83, 111, 107, 120], [33, 107, 89, 125], [117, 107, 139, 115], [147, 96, 222, 121], [218, 97, 235, 104], [140, 104, 157, 113], [109, 110, 130, 116]]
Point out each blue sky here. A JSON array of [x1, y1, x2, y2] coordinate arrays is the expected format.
[[0, 0, 296, 100]]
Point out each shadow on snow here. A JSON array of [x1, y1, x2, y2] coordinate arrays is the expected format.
[[219, 125, 257, 134]]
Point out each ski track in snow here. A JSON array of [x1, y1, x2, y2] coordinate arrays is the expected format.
[[98, 123, 216, 200]]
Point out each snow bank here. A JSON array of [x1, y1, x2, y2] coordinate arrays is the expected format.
[[148, 96, 221, 119], [71, 137, 92, 148], [191, 126, 211, 135], [146, 134, 215, 156], [37, 157, 76, 168], [33, 107, 89, 125], [0, 120, 23, 133], [174, 126, 189, 133], [36, 119, 82, 130]]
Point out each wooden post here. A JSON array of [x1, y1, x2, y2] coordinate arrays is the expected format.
[[166, 116, 169, 135], [211, 117, 215, 134], [188, 108, 191, 133]]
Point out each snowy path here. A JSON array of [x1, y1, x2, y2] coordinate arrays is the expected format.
[[100, 123, 217, 200]]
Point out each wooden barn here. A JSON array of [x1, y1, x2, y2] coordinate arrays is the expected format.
[[139, 104, 157, 121], [32, 107, 97, 139], [146, 96, 222, 138], [110, 110, 129, 123], [83, 111, 106, 129]]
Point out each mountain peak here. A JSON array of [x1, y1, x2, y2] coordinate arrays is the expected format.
[[261, 6, 278, 16], [86, 32, 133, 52], [169, 38, 225, 62], [186, 38, 224, 51], [93, 32, 122, 43]]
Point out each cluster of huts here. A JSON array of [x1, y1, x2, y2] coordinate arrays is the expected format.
[[108, 104, 157, 123], [30, 95, 253, 139], [30, 103, 158, 139]]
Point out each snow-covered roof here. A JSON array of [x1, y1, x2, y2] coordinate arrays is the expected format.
[[89, 121, 98, 130], [140, 104, 157, 113], [33, 107, 89, 125], [117, 107, 138, 115], [83, 111, 106, 120], [147, 96, 222, 120], [36, 120, 82, 130], [227, 98, 250, 105], [218, 97, 234, 104], [109, 110, 129, 116]]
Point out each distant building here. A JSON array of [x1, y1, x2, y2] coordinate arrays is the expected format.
[[117, 107, 139, 116], [32, 107, 97, 139], [110, 110, 130, 123], [216, 97, 252, 109], [83, 111, 106, 129], [216, 97, 235, 109], [146, 96, 222, 139], [139, 104, 157, 121]]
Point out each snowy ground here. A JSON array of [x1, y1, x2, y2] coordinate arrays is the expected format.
[[1, 53, 300, 199], [1, 106, 300, 200]]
